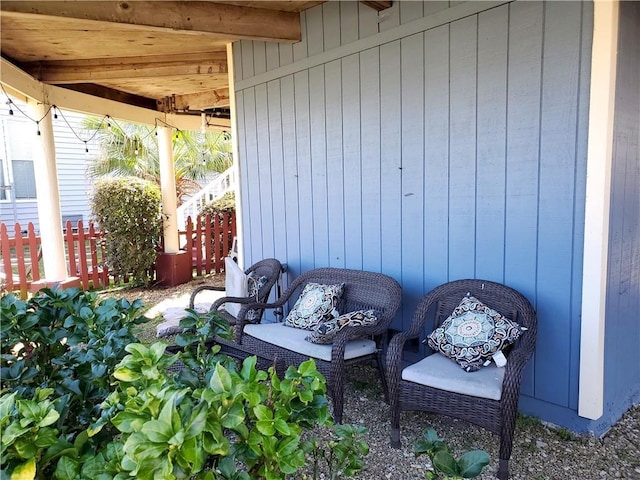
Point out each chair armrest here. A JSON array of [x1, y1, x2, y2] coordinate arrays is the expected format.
[[210, 295, 262, 312], [232, 298, 290, 342], [189, 285, 225, 309], [386, 331, 420, 391]]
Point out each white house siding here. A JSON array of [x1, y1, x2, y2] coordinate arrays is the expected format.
[[233, 1, 601, 431], [602, 1, 640, 434], [0, 106, 95, 232]]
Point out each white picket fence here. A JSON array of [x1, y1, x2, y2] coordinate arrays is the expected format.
[[177, 167, 235, 229]]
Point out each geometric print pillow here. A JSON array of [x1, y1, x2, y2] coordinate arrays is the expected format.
[[244, 272, 268, 322], [425, 294, 525, 372], [284, 282, 344, 330], [305, 309, 379, 344]]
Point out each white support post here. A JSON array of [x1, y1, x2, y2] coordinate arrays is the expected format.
[[28, 100, 67, 281], [158, 126, 179, 253], [227, 42, 244, 267], [578, 0, 620, 420]]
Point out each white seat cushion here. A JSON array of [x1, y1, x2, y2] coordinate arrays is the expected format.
[[402, 353, 505, 401], [243, 323, 376, 362]]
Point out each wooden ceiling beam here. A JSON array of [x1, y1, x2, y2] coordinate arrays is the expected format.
[[21, 53, 228, 84], [170, 88, 230, 110], [360, 1, 392, 11], [0, 1, 302, 43], [60, 84, 158, 111]]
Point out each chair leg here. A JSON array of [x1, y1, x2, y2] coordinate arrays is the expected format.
[[497, 459, 509, 480], [375, 351, 389, 403], [332, 381, 344, 424], [390, 395, 401, 448]]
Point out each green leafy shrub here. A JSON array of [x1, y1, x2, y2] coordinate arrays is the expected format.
[[0, 289, 369, 480], [413, 428, 490, 479], [303, 424, 370, 480], [91, 176, 163, 285], [200, 191, 236, 218], [0, 288, 148, 479]]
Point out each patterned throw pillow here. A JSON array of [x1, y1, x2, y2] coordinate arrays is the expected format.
[[305, 309, 379, 344], [425, 294, 525, 372], [245, 273, 268, 322], [284, 282, 344, 330]]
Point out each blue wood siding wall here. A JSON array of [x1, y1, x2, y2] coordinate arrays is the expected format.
[[0, 106, 95, 232], [602, 1, 640, 432], [234, 1, 596, 430]]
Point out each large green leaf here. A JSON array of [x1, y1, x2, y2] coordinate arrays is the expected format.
[[53, 456, 79, 480], [458, 450, 491, 478], [432, 449, 459, 476], [210, 364, 233, 394], [142, 419, 173, 443]]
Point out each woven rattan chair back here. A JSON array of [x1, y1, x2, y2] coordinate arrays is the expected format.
[[188, 258, 284, 324]]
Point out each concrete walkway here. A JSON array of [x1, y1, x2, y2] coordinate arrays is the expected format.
[[150, 289, 226, 337]]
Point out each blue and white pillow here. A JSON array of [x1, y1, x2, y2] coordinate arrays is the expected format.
[[425, 294, 525, 372], [284, 282, 344, 330]]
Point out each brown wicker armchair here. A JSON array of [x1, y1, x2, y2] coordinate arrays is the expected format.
[[387, 279, 537, 480], [188, 258, 284, 325], [233, 267, 402, 423]]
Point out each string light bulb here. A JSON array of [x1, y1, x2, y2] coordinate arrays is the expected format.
[[7, 100, 13, 115], [53, 107, 58, 120], [36, 122, 41, 135], [84, 141, 89, 153]]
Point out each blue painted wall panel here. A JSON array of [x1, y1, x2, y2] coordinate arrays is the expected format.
[[342, 54, 364, 270], [400, 33, 426, 325], [309, 65, 330, 267], [325, 60, 346, 269], [423, 25, 450, 295], [233, 0, 606, 431], [379, 42, 403, 329], [603, 0, 640, 429]]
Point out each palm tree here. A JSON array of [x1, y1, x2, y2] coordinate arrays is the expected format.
[[82, 116, 232, 205]]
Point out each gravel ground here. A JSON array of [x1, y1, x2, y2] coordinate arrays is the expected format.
[[104, 276, 640, 480], [337, 364, 640, 480]]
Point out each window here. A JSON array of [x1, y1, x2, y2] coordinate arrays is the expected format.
[[1, 117, 37, 200]]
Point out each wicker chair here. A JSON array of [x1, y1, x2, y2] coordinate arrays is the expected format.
[[233, 267, 402, 423], [387, 279, 537, 480], [188, 258, 284, 325]]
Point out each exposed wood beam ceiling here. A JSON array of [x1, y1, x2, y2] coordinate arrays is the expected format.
[[0, 1, 391, 123]]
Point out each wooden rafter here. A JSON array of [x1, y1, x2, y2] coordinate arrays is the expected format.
[[0, 1, 302, 43], [360, 1, 392, 11], [21, 53, 228, 84], [172, 88, 231, 110]]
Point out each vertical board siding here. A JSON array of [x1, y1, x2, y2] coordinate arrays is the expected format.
[[475, 6, 508, 283], [309, 65, 329, 267], [0, 107, 94, 230], [379, 42, 403, 310], [280, 75, 302, 276], [535, 1, 583, 406], [604, 0, 640, 420], [293, 71, 315, 271], [325, 60, 346, 268], [423, 25, 451, 291], [342, 54, 363, 270], [359, 48, 382, 273], [266, 80, 289, 265], [235, 0, 594, 418], [255, 84, 275, 258], [400, 33, 426, 322], [448, 16, 478, 281]]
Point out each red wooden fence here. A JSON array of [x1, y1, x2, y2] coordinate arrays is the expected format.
[[0, 212, 236, 298]]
